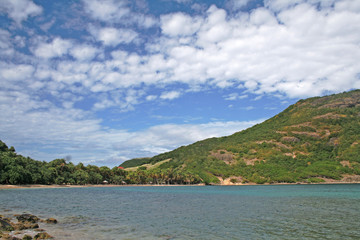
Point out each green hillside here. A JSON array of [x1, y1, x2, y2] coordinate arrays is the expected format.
[[121, 90, 360, 184]]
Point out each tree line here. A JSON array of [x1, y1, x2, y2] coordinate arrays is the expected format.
[[0, 141, 201, 185]]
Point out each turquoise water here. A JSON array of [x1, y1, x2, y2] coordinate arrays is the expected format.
[[1, 184, 360, 239]]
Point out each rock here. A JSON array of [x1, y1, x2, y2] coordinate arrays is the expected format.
[[22, 235, 33, 240], [0, 218, 14, 231], [1, 233, 20, 239], [23, 223, 39, 229], [44, 218, 57, 224], [1, 233, 10, 239], [12, 223, 26, 231], [16, 214, 39, 223], [34, 232, 53, 239], [12, 222, 39, 230]]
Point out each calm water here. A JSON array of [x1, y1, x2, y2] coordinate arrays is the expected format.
[[1, 184, 360, 239]]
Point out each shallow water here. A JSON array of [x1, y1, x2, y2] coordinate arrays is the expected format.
[[1, 184, 360, 239]]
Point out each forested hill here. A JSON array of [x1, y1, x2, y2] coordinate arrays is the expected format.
[[121, 89, 360, 184]]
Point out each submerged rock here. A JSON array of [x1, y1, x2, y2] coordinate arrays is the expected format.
[[1, 213, 57, 239], [41, 218, 57, 224]]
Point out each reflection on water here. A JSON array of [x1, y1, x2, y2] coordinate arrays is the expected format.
[[1, 184, 360, 239]]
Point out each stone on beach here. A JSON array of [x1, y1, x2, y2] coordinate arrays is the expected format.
[[22, 235, 33, 240], [34, 232, 53, 239], [15, 214, 39, 224], [0, 218, 14, 231]]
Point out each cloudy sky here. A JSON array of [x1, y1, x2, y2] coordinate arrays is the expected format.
[[0, 0, 359, 166]]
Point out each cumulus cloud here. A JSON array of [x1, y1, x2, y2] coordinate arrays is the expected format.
[[226, 0, 252, 11], [155, 2, 360, 97], [161, 12, 202, 36], [33, 38, 73, 59], [70, 44, 100, 62], [90, 27, 138, 46], [82, 0, 157, 28], [0, 0, 42, 24], [160, 91, 181, 100], [27, 1, 360, 108], [83, 0, 130, 23], [0, 63, 34, 81]]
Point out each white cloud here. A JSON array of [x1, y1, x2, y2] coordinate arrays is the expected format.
[[0, 0, 42, 24], [33, 38, 73, 59], [160, 91, 181, 100], [0, 63, 34, 81], [83, 0, 157, 28], [83, 0, 130, 23], [224, 93, 239, 101], [335, 0, 360, 12], [15, 2, 360, 110], [161, 12, 202, 36], [146, 95, 157, 101], [265, 0, 344, 12], [226, 0, 251, 11], [90, 27, 138, 46], [153, 2, 360, 97], [0, 30, 14, 57], [70, 44, 100, 61]]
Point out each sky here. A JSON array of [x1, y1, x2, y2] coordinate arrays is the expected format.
[[0, 0, 359, 167]]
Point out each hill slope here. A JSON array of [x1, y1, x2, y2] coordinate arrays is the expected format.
[[121, 90, 360, 184]]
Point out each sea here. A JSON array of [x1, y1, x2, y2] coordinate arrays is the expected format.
[[1, 184, 360, 240]]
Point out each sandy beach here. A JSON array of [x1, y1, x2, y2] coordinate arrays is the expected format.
[[1, 180, 359, 190]]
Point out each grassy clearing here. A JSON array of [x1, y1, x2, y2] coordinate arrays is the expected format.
[[124, 159, 171, 171]]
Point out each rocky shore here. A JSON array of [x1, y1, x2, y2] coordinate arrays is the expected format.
[[0, 213, 57, 240]]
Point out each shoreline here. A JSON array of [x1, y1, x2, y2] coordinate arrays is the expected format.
[[1, 181, 360, 190]]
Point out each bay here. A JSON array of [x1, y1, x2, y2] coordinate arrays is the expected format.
[[1, 184, 360, 239]]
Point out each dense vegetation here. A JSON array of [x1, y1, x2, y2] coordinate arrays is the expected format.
[[1, 90, 360, 185], [0, 141, 125, 185], [0, 141, 200, 185]]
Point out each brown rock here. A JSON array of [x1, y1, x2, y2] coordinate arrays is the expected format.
[[34, 232, 53, 239], [1, 233, 20, 239], [44, 218, 57, 224], [22, 235, 33, 240], [16, 214, 39, 223], [23, 223, 39, 229], [0, 219, 14, 231], [12, 223, 26, 231]]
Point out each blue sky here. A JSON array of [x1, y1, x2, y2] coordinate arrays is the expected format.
[[0, 0, 359, 167]]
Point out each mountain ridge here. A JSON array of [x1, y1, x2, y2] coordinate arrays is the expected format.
[[121, 89, 360, 184]]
